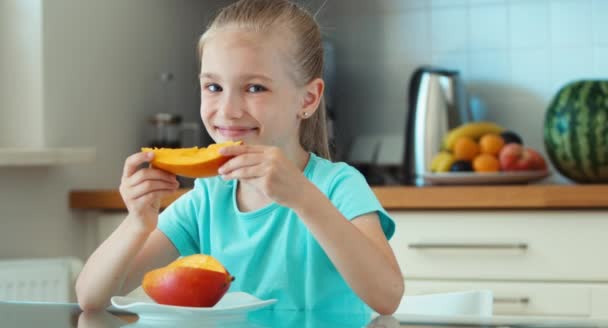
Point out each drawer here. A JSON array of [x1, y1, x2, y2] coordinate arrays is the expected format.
[[389, 211, 608, 281], [405, 279, 592, 317], [592, 286, 608, 318]]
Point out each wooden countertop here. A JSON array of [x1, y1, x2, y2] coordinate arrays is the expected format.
[[69, 184, 608, 210]]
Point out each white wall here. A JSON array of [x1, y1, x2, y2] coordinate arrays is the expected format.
[[0, 0, 44, 147], [0, 0, 229, 260], [325, 0, 608, 180]]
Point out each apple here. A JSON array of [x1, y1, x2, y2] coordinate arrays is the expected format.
[[142, 254, 234, 307], [498, 144, 547, 171]]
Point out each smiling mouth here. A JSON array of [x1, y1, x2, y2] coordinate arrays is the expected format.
[[216, 126, 258, 137]]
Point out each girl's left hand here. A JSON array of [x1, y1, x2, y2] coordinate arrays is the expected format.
[[218, 145, 311, 208]]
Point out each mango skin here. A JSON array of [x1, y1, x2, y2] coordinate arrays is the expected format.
[[142, 266, 233, 307], [150, 155, 231, 179]]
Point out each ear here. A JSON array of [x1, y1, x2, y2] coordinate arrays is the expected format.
[[299, 78, 324, 118]]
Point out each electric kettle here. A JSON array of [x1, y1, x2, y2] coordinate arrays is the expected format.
[[403, 66, 472, 186]]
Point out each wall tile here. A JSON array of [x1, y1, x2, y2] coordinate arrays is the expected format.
[[592, 0, 608, 45], [550, 47, 594, 94], [470, 4, 508, 50], [510, 49, 550, 100], [384, 10, 430, 56], [431, 52, 469, 79], [550, 0, 592, 47], [431, 7, 468, 52], [333, 15, 384, 59], [510, 1, 549, 49], [326, 0, 427, 16], [469, 50, 510, 82], [594, 47, 608, 77], [469, 0, 505, 4], [468, 51, 510, 101], [431, 0, 468, 8], [391, 0, 428, 10]]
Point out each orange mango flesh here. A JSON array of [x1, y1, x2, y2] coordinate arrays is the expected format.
[[141, 140, 242, 178], [168, 254, 227, 274]]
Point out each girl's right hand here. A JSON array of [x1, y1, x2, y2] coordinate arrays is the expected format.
[[119, 152, 179, 232]]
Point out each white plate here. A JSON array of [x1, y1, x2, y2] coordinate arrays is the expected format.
[[423, 170, 550, 185], [110, 291, 276, 322]]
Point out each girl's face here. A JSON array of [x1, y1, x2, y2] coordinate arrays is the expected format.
[[199, 28, 304, 148]]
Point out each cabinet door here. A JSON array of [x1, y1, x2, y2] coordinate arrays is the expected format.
[[405, 279, 592, 317], [389, 211, 608, 281], [592, 286, 608, 318]]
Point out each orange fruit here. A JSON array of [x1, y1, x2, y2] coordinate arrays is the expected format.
[[453, 137, 480, 161], [473, 154, 500, 172], [479, 133, 505, 156], [143, 254, 234, 307]]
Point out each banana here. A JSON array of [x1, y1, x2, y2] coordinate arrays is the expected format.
[[430, 151, 455, 172], [442, 121, 505, 151]]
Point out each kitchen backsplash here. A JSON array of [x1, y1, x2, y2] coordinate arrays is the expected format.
[[324, 0, 607, 172]]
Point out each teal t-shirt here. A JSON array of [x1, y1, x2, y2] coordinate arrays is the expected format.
[[157, 152, 395, 314]]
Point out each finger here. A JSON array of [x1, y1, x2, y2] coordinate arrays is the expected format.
[[128, 180, 179, 200], [219, 144, 265, 156], [127, 178, 179, 195], [130, 184, 178, 202], [128, 168, 178, 187], [136, 189, 175, 203], [123, 152, 154, 179], [221, 164, 264, 180], [218, 153, 263, 175]]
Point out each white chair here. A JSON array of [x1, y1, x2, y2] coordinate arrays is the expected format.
[[395, 289, 494, 317], [368, 290, 493, 327]]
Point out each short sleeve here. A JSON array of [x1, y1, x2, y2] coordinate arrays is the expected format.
[[157, 180, 203, 256], [328, 166, 395, 240]]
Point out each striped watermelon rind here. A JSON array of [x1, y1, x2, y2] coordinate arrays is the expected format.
[[544, 80, 608, 183]]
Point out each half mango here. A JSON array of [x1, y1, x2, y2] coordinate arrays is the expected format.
[[141, 141, 242, 178]]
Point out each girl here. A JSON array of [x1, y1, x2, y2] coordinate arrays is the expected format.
[[76, 0, 404, 315]]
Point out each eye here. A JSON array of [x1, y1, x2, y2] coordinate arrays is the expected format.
[[247, 84, 267, 93], [205, 83, 222, 93]]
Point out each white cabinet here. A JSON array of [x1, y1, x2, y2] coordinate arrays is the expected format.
[[405, 280, 593, 317], [389, 210, 608, 318]]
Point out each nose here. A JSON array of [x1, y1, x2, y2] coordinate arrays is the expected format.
[[218, 91, 244, 119]]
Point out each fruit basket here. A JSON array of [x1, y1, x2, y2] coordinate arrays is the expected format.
[[428, 122, 550, 185], [423, 170, 550, 185]]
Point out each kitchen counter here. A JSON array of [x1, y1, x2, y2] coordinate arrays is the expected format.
[[69, 184, 608, 210]]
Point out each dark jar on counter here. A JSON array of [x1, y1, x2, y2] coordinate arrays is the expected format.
[[146, 113, 200, 148]]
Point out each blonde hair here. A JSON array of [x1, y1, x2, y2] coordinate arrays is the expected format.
[[198, 0, 331, 159]]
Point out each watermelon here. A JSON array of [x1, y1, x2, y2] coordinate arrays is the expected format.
[[544, 80, 608, 183]]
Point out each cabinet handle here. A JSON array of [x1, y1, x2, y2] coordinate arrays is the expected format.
[[408, 242, 528, 250], [494, 297, 530, 304]]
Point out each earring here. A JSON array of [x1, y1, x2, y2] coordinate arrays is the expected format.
[[301, 112, 308, 118]]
